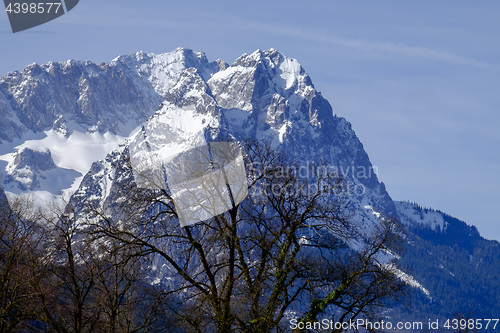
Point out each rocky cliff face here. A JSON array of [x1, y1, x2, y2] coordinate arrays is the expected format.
[[0, 47, 394, 226], [0, 48, 227, 140], [0, 48, 224, 199], [6, 147, 56, 190], [0, 187, 8, 212], [68, 48, 395, 231]]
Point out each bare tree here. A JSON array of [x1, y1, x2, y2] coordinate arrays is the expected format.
[[80, 140, 406, 333], [0, 196, 50, 332], [32, 206, 102, 333], [30, 202, 168, 333]]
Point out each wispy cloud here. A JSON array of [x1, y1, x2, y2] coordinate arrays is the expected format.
[[233, 17, 500, 71]]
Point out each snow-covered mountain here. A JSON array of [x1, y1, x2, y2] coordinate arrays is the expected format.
[[0, 48, 393, 227], [64, 48, 394, 234], [1, 48, 498, 322], [0, 48, 223, 201], [395, 201, 500, 321]]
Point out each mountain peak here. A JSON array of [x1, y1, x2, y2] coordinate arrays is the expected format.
[[1, 48, 395, 221]]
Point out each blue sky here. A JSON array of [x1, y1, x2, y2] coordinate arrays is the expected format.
[[1, 0, 499, 240]]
